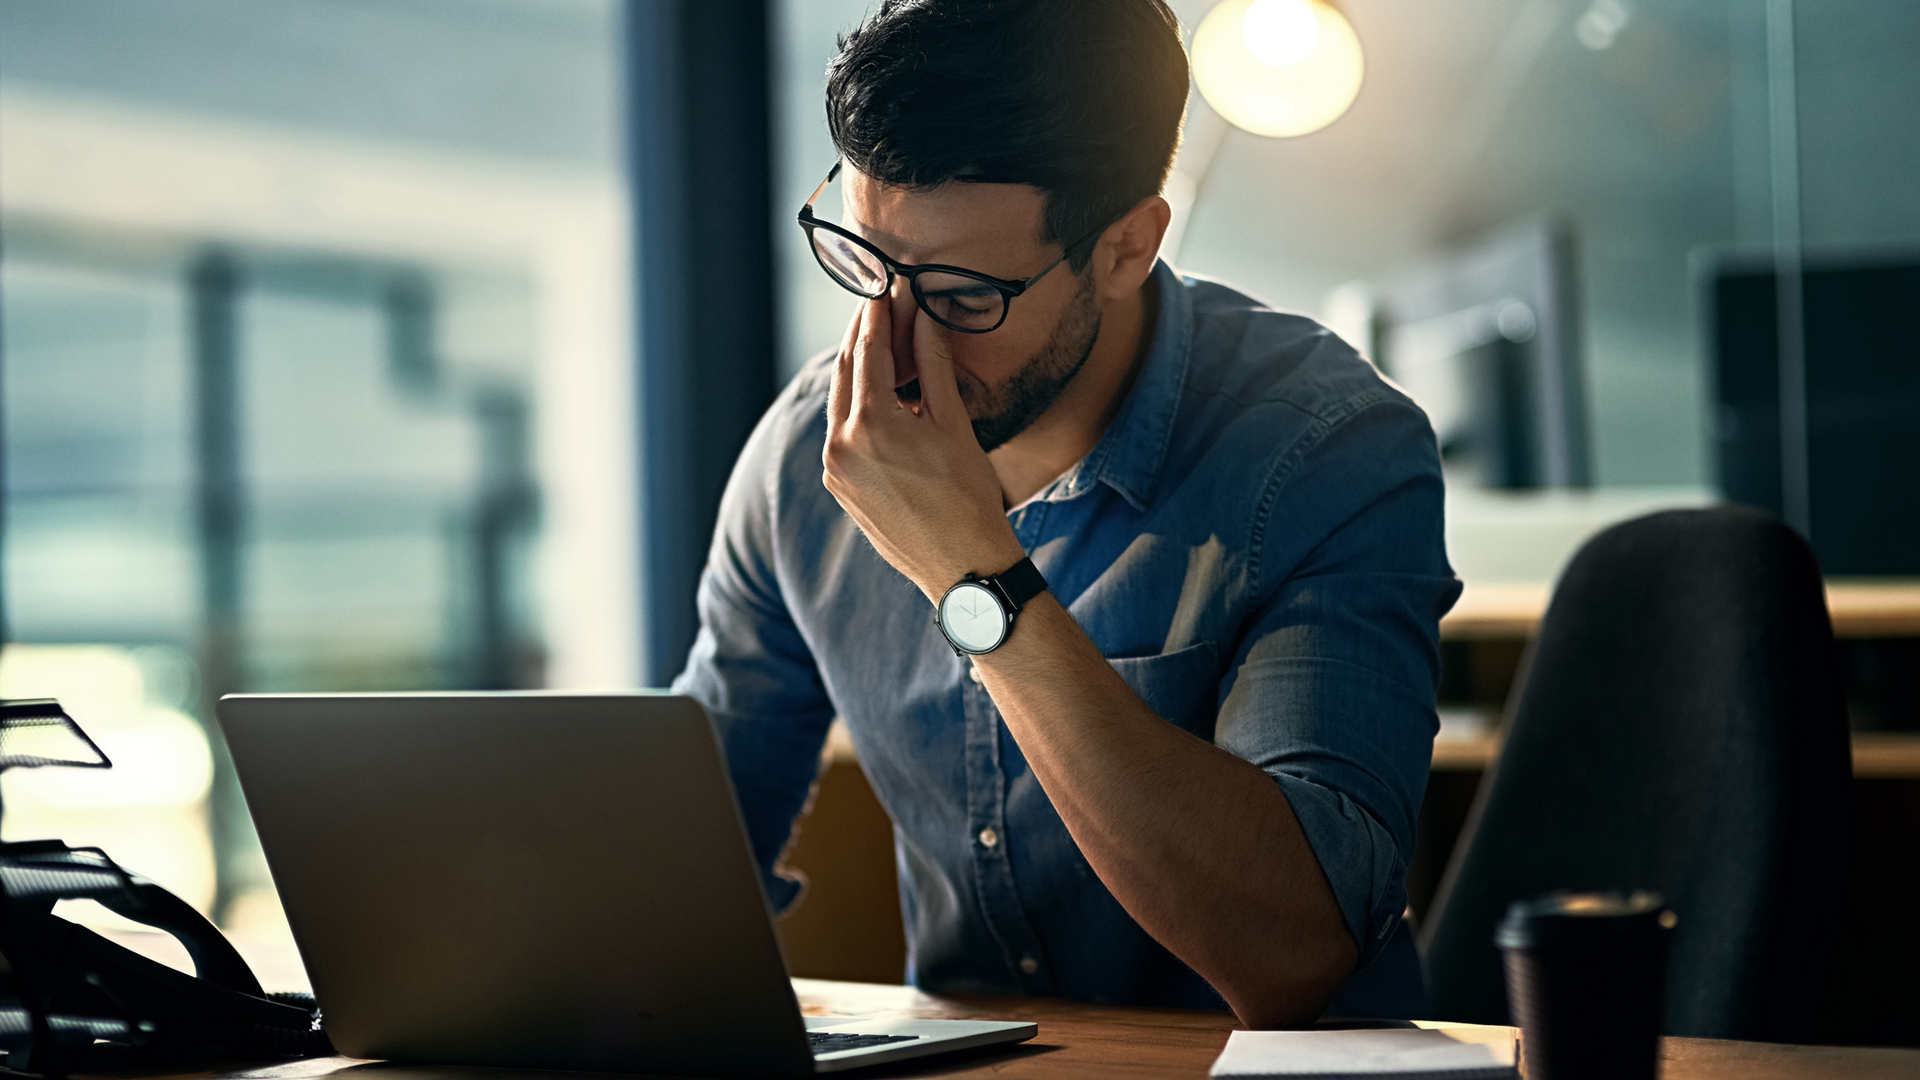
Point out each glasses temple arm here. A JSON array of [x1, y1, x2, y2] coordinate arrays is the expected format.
[[801, 160, 842, 215], [1017, 213, 1127, 289]]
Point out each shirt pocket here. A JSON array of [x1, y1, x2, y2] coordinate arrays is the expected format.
[[1106, 641, 1223, 740]]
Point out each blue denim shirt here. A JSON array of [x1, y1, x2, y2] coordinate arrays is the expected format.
[[674, 260, 1459, 1017]]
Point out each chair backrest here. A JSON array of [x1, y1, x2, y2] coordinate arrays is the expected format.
[[1421, 507, 1851, 1041]]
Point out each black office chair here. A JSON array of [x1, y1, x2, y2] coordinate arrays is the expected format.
[[1420, 507, 1852, 1041]]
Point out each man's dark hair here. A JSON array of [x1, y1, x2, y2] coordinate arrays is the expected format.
[[826, 0, 1189, 271]]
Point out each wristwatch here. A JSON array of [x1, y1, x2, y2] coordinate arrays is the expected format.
[[934, 557, 1048, 656]]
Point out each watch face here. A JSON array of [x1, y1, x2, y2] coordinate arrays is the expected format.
[[939, 581, 1008, 654]]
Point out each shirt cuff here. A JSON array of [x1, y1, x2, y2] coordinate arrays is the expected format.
[[1269, 771, 1410, 973], [763, 866, 805, 916]]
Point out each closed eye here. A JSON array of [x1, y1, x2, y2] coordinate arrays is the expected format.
[[921, 285, 1000, 313]]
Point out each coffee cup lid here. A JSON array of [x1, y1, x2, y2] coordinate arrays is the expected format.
[[1495, 890, 1675, 949]]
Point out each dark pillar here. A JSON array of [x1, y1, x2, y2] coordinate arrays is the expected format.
[[381, 270, 539, 691], [189, 247, 260, 919], [0, 230, 9, 644], [470, 385, 539, 690], [625, 0, 779, 686]]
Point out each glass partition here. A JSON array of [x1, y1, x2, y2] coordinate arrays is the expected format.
[[0, 0, 632, 948], [773, 0, 1920, 498]]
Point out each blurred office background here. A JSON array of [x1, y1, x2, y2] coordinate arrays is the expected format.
[[1, 0, 1915, 1011], [0, 0, 633, 947]]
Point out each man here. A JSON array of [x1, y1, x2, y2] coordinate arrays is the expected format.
[[673, 0, 1458, 1026]]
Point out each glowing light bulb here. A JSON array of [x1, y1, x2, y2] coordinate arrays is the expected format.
[[1242, 0, 1320, 67], [1192, 0, 1365, 138]]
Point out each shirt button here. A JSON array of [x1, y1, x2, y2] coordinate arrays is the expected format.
[[968, 663, 985, 687], [1018, 955, 1040, 975], [977, 827, 999, 849]]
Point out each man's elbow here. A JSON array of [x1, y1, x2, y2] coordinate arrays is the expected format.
[[1218, 931, 1359, 1029]]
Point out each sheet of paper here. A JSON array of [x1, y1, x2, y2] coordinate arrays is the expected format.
[[1210, 1026, 1519, 1079]]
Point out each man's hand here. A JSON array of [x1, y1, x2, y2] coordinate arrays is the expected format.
[[823, 296, 1026, 601]]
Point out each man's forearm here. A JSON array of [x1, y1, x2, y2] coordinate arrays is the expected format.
[[973, 594, 1358, 1028]]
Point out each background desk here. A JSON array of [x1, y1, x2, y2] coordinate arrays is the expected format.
[[130, 979, 1920, 1080], [1440, 580, 1920, 639]]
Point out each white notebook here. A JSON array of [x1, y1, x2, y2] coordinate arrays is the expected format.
[[1210, 1024, 1519, 1080]]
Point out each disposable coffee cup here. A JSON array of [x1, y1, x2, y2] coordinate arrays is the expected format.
[[1495, 890, 1675, 1080]]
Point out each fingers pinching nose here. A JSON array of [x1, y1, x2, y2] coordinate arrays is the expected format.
[[850, 295, 899, 413], [911, 305, 965, 422]]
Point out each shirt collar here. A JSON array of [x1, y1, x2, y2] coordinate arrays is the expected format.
[[1040, 258, 1191, 512]]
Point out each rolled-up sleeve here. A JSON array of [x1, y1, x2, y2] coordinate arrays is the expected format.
[[1213, 393, 1460, 972], [672, 381, 836, 914]]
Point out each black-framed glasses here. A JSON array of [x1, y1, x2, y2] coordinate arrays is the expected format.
[[797, 161, 1115, 334]]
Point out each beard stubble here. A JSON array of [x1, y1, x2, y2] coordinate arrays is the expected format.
[[957, 270, 1103, 453]]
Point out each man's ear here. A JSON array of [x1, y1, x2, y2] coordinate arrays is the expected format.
[[1093, 194, 1172, 302]]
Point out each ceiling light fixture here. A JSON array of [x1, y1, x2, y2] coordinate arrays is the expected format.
[[1191, 0, 1365, 138]]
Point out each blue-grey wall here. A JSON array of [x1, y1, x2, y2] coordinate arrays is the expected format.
[[0, 0, 616, 167]]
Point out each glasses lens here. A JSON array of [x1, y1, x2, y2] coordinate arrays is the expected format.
[[810, 229, 888, 297], [913, 271, 1007, 333]]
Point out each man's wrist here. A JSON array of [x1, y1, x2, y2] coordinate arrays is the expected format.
[[922, 535, 1027, 602]]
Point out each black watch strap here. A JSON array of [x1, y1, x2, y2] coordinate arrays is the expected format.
[[986, 556, 1047, 613]]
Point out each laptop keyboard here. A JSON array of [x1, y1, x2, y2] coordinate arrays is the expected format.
[[809, 1031, 922, 1054]]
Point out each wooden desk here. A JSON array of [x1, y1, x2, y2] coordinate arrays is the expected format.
[[1431, 732, 1920, 778], [1439, 580, 1920, 640], [121, 979, 1920, 1080]]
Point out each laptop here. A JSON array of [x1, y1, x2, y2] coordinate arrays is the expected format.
[[217, 691, 1037, 1076]]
